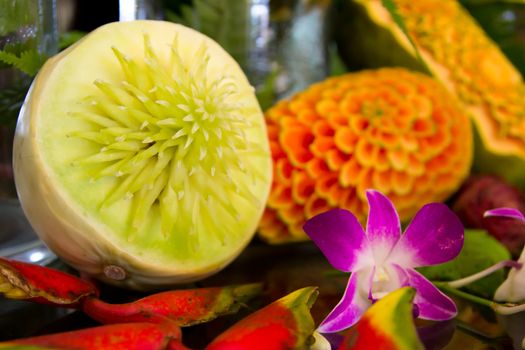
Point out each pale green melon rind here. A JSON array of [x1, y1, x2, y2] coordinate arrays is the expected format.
[[337, 0, 525, 189], [471, 126, 525, 189], [334, 1, 428, 73], [14, 21, 272, 289]]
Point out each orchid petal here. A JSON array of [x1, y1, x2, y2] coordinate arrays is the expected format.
[[495, 245, 525, 302], [484, 207, 525, 302], [397, 266, 457, 321], [494, 264, 525, 303], [389, 203, 464, 268], [303, 209, 370, 272], [484, 208, 525, 222], [365, 190, 401, 263], [317, 271, 371, 333]]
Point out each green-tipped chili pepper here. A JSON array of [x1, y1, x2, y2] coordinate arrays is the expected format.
[[0, 257, 97, 306], [206, 287, 318, 350], [338, 287, 424, 350], [83, 283, 262, 326]]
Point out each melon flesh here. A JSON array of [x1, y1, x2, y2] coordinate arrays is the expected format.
[[336, 0, 525, 187], [14, 21, 272, 290]]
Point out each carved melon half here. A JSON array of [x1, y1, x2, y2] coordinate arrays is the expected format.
[[336, 0, 525, 187], [13, 21, 272, 290]]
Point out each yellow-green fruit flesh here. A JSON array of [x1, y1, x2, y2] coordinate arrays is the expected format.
[[14, 21, 272, 290]]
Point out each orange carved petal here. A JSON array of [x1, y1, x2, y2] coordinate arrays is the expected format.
[[391, 171, 413, 196], [305, 195, 330, 218], [316, 99, 339, 117], [280, 129, 314, 166], [372, 170, 393, 194], [291, 171, 316, 205], [269, 185, 293, 209], [339, 157, 361, 187], [276, 159, 294, 185], [326, 149, 349, 171], [306, 158, 331, 179], [311, 137, 335, 157], [335, 127, 358, 154]]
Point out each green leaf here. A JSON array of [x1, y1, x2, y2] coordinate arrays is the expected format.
[[169, 0, 250, 71], [0, 50, 20, 67], [0, 81, 30, 127], [59, 31, 86, 50], [418, 230, 511, 298], [329, 44, 348, 76], [0, 42, 39, 126], [165, 9, 189, 27], [0, 48, 44, 76], [380, 0, 430, 71], [255, 67, 278, 112]]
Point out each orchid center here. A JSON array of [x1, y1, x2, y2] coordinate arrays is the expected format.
[[370, 265, 402, 301]]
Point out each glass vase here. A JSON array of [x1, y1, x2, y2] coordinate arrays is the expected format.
[[0, 0, 58, 197], [0, 0, 57, 265], [167, 0, 331, 107]]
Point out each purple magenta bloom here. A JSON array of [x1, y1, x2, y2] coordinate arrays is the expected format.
[[485, 208, 525, 303], [303, 190, 464, 333]]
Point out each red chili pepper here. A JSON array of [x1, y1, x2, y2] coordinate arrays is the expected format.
[[205, 287, 318, 350], [82, 283, 262, 326], [166, 339, 193, 350], [0, 257, 98, 306], [0, 345, 52, 349], [0, 321, 182, 350]]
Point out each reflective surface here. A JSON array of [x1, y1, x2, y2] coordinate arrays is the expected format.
[[119, 0, 163, 21], [0, 241, 518, 349], [0, 199, 55, 265]]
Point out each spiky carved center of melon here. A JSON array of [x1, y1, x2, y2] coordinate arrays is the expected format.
[[70, 35, 266, 244]]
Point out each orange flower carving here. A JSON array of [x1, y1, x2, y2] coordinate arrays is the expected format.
[[259, 68, 473, 243]]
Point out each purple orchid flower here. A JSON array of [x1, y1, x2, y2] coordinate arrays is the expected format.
[[484, 208, 525, 303], [303, 190, 464, 333]]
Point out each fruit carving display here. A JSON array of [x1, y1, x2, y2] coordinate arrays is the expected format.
[[259, 68, 472, 243], [336, 0, 525, 187], [13, 20, 272, 289]]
